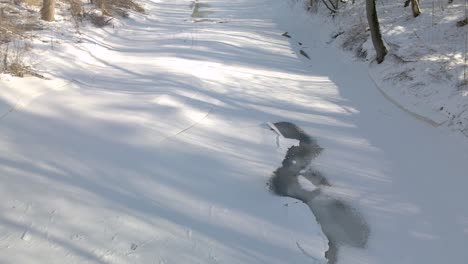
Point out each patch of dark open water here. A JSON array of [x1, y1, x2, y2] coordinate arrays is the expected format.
[[268, 122, 369, 264]]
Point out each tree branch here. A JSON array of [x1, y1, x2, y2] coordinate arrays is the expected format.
[[321, 0, 337, 13]]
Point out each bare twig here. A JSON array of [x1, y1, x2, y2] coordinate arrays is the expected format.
[[321, 0, 337, 13]]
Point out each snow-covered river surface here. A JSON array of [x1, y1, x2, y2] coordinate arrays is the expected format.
[[1, 0, 467, 264]]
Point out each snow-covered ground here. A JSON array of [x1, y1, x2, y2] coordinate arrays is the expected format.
[[296, 0, 468, 135], [1, 0, 468, 263]]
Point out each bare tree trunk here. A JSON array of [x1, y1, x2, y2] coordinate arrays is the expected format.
[[41, 0, 55, 21], [411, 0, 421, 17], [366, 0, 387, 63]]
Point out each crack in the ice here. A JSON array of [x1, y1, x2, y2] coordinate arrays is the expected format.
[[158, 107, 213, 144]]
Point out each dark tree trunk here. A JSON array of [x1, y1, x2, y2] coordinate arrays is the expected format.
[[366, 0, 387, 63]]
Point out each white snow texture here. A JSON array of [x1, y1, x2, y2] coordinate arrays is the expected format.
[[0, 0, 467, 264]]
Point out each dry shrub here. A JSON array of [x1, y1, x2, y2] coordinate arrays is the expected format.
[[84, 0, 144, 28], [8, 62, 29, 76], [68, 0, 84, 18], [0, 2, 41, 43], [93, 0, 144, 16], [20, 0, 42, 7], [0, 7, 24, 43], [0, 41, 32, 77], [88, 11, 113, 27], [0, 2, 41, 77], [110, 0, 144, 13], [457, 18, 468, 27], [93, 0, 112, 16], [341, 23, 369, 58]]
